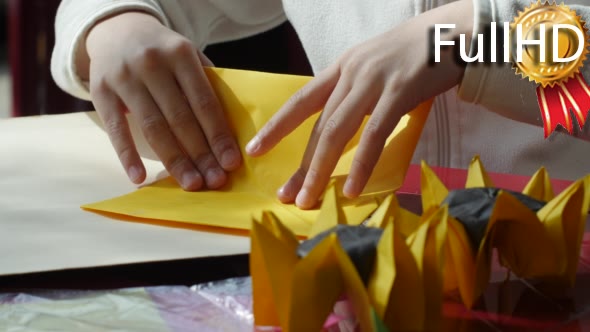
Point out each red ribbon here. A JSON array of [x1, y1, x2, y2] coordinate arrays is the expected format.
[[536, 74, 590, 138]]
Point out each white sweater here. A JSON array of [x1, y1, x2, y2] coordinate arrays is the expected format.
[[51, 0, 590, 180]]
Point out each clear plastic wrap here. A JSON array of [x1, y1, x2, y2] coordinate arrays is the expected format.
[[0, 278, 252, 332], [0, 277, 357, 331]]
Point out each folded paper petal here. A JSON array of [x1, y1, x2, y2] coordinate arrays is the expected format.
[[482, 191, 561, 281], [309, 183, 347, 237], [443, 215, 477, 308], [288, 234, 343, 331], [289, 234, 374, 332], [368, 215, 424, 331], [406, 207, 446, 331], [422, 208, 447, 331], [537, 178, 589, 285], [251, 212, 299, 327], [523, 167, 555, 202], [465, 156, 493, 189], [420, 161, 449, 213], [365, 195, 397, 229]]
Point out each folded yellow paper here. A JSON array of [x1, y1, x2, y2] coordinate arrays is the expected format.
[[252, 188, 378, 332], [250, 158, 590, 332], [423, 156, 590, 307], [83, 67, 432, 236]]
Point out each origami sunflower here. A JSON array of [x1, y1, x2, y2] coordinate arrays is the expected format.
[[250, 156, 590, 332]]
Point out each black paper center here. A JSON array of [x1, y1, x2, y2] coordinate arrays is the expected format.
[[442, 188, 546, 251], [297, 225, 384, 285]]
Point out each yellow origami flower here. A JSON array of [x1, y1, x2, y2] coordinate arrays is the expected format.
[[250, 157, 590, 332], [251, 182, 446, 331], [421, 156, 590, 308]]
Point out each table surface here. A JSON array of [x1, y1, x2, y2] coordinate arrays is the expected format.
[[3, 111, 571, 277], [3, 112, 590, 331], [2, 192, 590, 332], [0, 112, 250, 276]]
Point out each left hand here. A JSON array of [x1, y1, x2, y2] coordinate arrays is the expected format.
[[246, 0, 473, 209]]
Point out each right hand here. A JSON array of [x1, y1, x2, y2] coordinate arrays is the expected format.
[[85, 12, 241, 190]]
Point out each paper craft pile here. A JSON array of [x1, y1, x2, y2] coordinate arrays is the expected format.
[[250, 156, 590, 332]]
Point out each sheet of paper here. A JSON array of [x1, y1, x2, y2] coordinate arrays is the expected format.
[[83, 68, 432, 237], [0, 67, 428, 275], [0, 112, 249, 276]]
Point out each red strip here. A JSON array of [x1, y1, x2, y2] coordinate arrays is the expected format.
[[536, 74, 590, 137], [537, 85, 572, 136], [562, 74, 590, 130]]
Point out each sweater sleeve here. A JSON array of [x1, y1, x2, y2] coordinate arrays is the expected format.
[[457, 0, 590, 137], [51, 0, 286, 100]]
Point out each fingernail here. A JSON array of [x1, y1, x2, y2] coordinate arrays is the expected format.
[[295, 188, 313, 209], [182, 171, 202, 191], [206, 168, 226, 189], [221, 148, 240, 169], [128, 166, 142, 183], [278, 185, 290, 197], [343, 177, 358, 198], [278, 185, 295, 202], [245, 136, 261, 155]]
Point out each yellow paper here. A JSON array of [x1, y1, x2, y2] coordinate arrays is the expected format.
[[444, 216, 476, 307], [420, 159, 590, 308], [250, 213, 299, 327], [465, 156, 493, 188], [289, 234, 374, 332], [309, 183, 347, 237], [83, 67, 431, 237], [420, 160, 449, 213], [250, 158, 590, 331], [364, 194, 397, 229], [252, 214, 378, 332], [420, 161, 477, 307], [368, 212, 424, 331], [482, 191, 561, 279], [523, 167, 555, 202], [537, 179, 587, 284], [407, 207, 446, 331]]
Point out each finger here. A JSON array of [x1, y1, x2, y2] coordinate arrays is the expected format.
[[141, 66, 226, 189], [276, 119, 326, 203], [276, 78, 351, 203], [277, 167, 306, 203], [343, 95, 401, 198], [91, 82, 146, 184], [246, 64, 340, 157], [295, 87, 376, 209], [114, 78, 204, 191], [173, 45, 242, 172]]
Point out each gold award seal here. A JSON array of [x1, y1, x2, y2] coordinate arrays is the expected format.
[[512, 1, 588, 86], [511, 2, 590, 137]]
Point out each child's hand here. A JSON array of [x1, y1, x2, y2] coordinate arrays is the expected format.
[[246, 0, 473, 209], [86, 12, 241, 191]]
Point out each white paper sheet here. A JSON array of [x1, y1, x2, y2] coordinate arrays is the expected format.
[[0, 112, 249, 276]]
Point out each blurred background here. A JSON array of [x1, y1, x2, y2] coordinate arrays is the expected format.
[[0, 0, 9, 118], [0, 0, 311, 119]]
